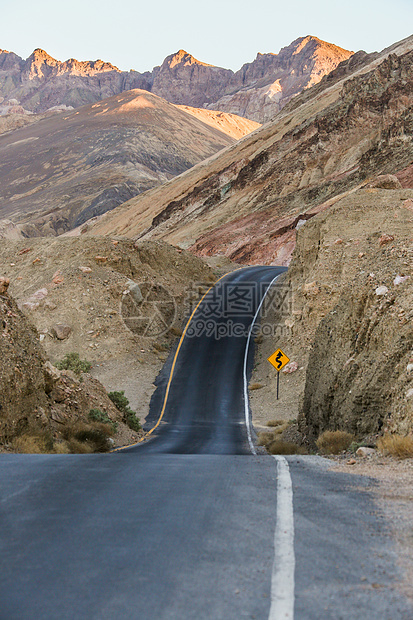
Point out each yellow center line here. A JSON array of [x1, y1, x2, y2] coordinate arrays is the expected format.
[[111, 269, 241, 453]]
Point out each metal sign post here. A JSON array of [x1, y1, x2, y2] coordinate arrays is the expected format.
[[267, 348, 290, 400]]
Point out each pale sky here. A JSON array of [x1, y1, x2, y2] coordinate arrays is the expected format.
[[1, 0, 412, 72]]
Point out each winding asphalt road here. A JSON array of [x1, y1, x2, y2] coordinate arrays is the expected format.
[[0, 267, 411, 619], [134, 265, 286, 455]]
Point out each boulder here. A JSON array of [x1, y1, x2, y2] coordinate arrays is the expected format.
[[127, 280, 143, 304], [379, 234, 395, 247], [52, 270, 64, 284], [43, 361, 61, 394], [303, 281, 320, 296], [367, 175, 402, 189], [282, 361, 299, 374], [51, 323, 72, 340], [375, 286, 389, 296], [0, 277, 10, 294], [356, 447, 377, 457], [394, 275, 409, 285]]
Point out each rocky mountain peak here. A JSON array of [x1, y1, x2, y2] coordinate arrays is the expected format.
[[60, 57, 119, 76], [164, 49, 213, 70], [28, 48, 58, 66], [23, 48, 58, 79], [32, 47, 54, 58], [152, 50, 233, 107], [291, 35, 322, 50], [0, 49, 22, 70], [207, 35, 353, 122]]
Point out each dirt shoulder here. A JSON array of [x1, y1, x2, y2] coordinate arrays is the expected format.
[[329, 456, 413, 603]]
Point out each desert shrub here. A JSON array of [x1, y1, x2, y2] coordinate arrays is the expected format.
[[257, 432, 274, 446], [316, 430, 355, 455], [153, 342, 169, 352], [273, 423, 289, 435], [377, 434, 413, 459], [249, 383, 264, 391], [56, 353, 91, 376], [88, 408, 118, 433], [53, 442, 70, 454], [65, 438, 94, 454], [108, 391, 141, 432], [62, 422, 113, 453], [258, 429, 306, 454], [267, 420, 284, 427], [267, 440, 306, 455], [12, 431, 54, 454]]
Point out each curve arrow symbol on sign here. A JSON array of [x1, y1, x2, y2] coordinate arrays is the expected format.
[[275, 352, 283, 369]]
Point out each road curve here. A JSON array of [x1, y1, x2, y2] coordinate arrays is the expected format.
[[129, 265, 287, 455]]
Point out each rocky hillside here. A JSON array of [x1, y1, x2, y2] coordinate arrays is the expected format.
[[87, 36, 413, 264], [295, 191, 413, 442], [0, 37, 351, 121], [249, 186, 412, 444], [0, 237, 214, 434], [0, 280, 137, 453], [0, 90, 240, 238], [175, 106, 260, 140]]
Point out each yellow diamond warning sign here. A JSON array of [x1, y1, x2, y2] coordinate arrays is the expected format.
[[267, 348, 290, 372]]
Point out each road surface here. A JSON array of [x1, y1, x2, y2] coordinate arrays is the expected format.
[[0, 267, 411, 619]]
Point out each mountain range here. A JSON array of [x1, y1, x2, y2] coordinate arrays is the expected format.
[[87, 35, 413, 265], [0, 36, 352, 122]]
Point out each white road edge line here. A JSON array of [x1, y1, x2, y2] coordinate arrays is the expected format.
[[269, 455, 295, 620], [243, 273, 281, 455]]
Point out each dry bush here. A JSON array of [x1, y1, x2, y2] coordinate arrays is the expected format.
[[62, 422, 114, 453], [66, 438, 94, 454], [268, 440, 307, 455], [13, 432, 54, 454], [249, 383, 264, 390], [257, 432, 274, 446], [272, 423, 288, 435], [258, 428, 307, 455], [377, 434, 413, 459], [316, 430, 355, 455], [267, 420, 284, 427], [13, 435, 44, 454], [53, 442, 71, 454], [170, 326, 183, 337], [152, 341, 169, 352]]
